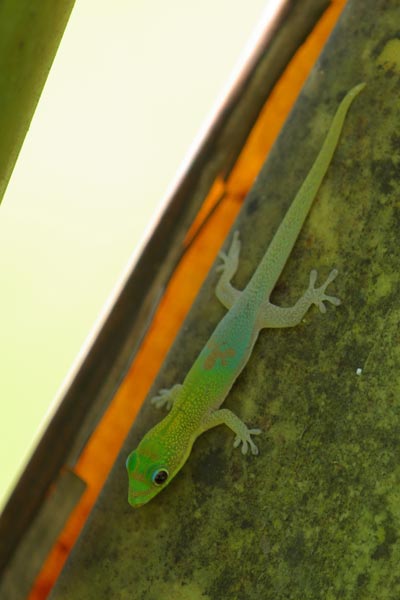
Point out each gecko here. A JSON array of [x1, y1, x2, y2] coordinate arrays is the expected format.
[[126, 83, 365, 507]]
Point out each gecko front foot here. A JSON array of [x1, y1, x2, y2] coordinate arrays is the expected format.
[[233, 427, 262, 456], [151, 384, 182, 410], [307, 269, 341, 314]]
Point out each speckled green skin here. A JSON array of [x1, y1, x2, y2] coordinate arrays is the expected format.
[[126, 84, 364, 508], [51, 0, 400, 598]]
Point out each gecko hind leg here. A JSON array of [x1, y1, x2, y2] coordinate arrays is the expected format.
[[199, 408, 262, 455], [259, 268, 341, 329], [215, 230, 242, 309], [151, 384, 182, 410]]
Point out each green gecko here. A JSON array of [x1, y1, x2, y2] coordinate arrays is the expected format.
[[126, 82, 365, 507]]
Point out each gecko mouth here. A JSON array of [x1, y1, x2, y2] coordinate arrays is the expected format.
[[129, 498, 145, 508], [128, 488, 152, 508], [128, 495, 145, 508]]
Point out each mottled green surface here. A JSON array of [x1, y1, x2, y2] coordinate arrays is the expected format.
[[51, 0, 400, 598]]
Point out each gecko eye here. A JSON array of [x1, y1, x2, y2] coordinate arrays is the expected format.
[[152, 469, 169, 486]]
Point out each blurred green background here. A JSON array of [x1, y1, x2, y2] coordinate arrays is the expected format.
[[0, 1, 270, 510]]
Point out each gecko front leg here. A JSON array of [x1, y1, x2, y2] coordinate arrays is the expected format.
[[198, 408, 262, 455]]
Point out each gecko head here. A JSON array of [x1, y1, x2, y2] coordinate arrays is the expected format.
[[126, 431, 190, 508]]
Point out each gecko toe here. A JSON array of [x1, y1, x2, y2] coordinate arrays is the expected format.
[[309, 269, 318, 286], [233, 436, 241, 449], [327, 268, 339, 282], [250, 443, 259, 456], [327, 295, 341, 306]]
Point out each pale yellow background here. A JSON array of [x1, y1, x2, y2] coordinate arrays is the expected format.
[[0, 0, 274, 510]]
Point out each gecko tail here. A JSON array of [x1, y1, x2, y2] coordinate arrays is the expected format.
[[250, 82, 365, 296]]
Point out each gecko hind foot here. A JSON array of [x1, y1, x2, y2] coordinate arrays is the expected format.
[[308, 268, 341, 314], [216, 230, 241, 276], [233, 427, 262, 456]]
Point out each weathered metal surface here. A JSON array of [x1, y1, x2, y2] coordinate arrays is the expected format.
[[51, 0, 400, 598], [0, 470, 85, 599], [0, 0, 330, 582]]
